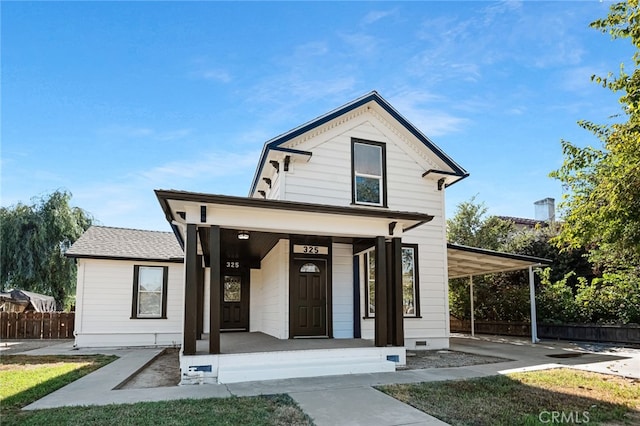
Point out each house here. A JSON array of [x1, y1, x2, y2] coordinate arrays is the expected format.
[[67, 91, 546, 384], [498, 198, 556, 230]]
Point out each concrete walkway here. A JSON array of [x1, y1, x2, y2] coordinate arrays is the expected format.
[[17, 336, 640, 426]]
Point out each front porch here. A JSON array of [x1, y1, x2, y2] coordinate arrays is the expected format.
[[180, 332, 405, 384], [156, 190, 430, 384]]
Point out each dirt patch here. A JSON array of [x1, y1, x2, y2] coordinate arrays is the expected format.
[[121, 348, 508, 388], [0, 339, 73, 355], [400, 349, 509, 370], [119, 348, 180, 389]]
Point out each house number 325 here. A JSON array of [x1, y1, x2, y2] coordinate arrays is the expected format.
[[302, 246, 320, 254], [226, 261, 240, 268]]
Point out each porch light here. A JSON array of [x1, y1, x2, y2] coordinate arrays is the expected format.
[[237, 231, 250, 240]]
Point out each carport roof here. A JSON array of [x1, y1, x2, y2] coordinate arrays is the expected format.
[[447, 243, 550, 279]]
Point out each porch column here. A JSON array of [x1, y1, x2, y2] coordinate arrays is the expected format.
[[183, 224, 198, 355], [374, 236, 388, 347], [196, 255, 204, 339], [529, 266, 539, 344], [209, 225, 221, 354], [390, 237, 404, 347]]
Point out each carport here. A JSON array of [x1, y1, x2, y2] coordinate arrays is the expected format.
[[447, 243, 551, 343]]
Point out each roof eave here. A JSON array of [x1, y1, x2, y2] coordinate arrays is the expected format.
[[249, 91, 468, 195]]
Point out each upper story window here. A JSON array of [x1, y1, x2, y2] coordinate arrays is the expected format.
[[131, 265, 168, 319], [352, 139, 387, 207]]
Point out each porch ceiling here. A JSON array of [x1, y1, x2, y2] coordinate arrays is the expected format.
[[447, 243, 550, 279]]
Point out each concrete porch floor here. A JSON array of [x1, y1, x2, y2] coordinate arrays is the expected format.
[[195, 332, 374, 355]]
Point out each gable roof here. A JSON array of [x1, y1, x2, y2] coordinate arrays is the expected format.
[[66, 226, 184, 262], [249, 90, 468, 196]]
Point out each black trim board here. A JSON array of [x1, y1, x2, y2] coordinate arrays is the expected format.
[[156, 190, 433, 224], [68, 254, 184, 263], [249, 91, 468, 195]]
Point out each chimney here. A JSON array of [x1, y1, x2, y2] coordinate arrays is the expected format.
[[534, 198, 555, 222]]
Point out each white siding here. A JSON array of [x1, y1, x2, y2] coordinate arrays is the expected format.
[[251, 240, 289, 339], [267, 168, 282, 200], [74, 258, 183, 347], [249, 268, 263, 332], [332, 243, 353, 338], [277, 109, 450, 349]]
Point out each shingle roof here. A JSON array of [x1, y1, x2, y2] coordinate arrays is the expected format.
[[498, 216, 548, 228], [66, 226, 184, 262]]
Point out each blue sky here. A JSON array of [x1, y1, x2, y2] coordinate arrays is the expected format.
[[2, 1, 634, 232]]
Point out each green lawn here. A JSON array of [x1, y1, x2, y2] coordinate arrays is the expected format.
[[1, 354, 117, 411], [0, 354, 313, 426], [379, 368, 640, 426]]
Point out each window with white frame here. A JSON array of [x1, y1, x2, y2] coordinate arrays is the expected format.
[[352, 139, 386, 206], [132, 265, 168, 319], [365, 245, 419, 317]]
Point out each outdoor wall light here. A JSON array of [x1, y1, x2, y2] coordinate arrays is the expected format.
[[237, 231, 250, 240]]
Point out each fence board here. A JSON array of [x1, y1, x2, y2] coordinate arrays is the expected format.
[[0, 312, 74, 339], [450, 316, 640, 344]]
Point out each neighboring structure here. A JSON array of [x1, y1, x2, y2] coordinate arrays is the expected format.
[[499, 198, 556, 230], [67, 91, 547, 384], [0, 289, 57, 313]]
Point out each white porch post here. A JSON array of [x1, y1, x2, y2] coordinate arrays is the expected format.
[[529, 266, 539, 343], [469, 275, 475, 337]]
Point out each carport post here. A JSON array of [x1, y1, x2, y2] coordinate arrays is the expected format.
[[529, 265, 539, 343], [469, 275, 475, 337]]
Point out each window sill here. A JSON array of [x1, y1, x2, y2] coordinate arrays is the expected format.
[[130, 316, 167, 320], [351, 202, 388, 208], [362, 316, 422, 320]]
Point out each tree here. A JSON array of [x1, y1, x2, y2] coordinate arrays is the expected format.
[[447, 195, 514, 250], [550, 0, 640, 273], [0, 191, 93, 308], [447, 197, 516, 320]]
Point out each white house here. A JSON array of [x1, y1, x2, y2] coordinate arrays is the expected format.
[[67, 91, 546, 384]]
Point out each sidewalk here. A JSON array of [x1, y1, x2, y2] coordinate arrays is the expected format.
[[17, 336, 640, 426]]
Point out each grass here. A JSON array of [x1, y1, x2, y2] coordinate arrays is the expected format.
[[0, 354, 117, 411], [0, 354, 313, 426], [379, 368, 640, 426], [4, 395, 313, 426]]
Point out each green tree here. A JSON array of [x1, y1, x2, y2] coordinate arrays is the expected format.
[[447, 197, 516, 320], [447, 196, 514, 250], [0, 191, 93, 308], [550, 0, 640, 273]]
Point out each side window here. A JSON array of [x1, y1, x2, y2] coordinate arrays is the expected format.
[[365, 245, 420, 317], [132, 265, 168, 319], [352, 139, 387, 206]]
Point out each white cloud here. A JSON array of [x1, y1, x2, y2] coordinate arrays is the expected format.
[[389, 89, 468, 136], [189, 68, 232, 83], [361, 9, 397, 25], [97, 125, 192, 142]]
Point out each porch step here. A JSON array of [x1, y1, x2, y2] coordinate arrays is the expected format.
[[216, 348, 397, 384]]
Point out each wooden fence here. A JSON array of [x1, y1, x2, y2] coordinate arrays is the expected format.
[[0, 312, 75, 339], [450, 316, 640, 344]]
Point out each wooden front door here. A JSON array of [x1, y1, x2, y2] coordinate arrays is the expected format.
[[221, 271, 249, 331], [291, 258, 327, 337]]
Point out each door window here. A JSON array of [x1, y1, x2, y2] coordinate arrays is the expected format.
[[300, 262, 320, 273], [223, 275, 241, 302]]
